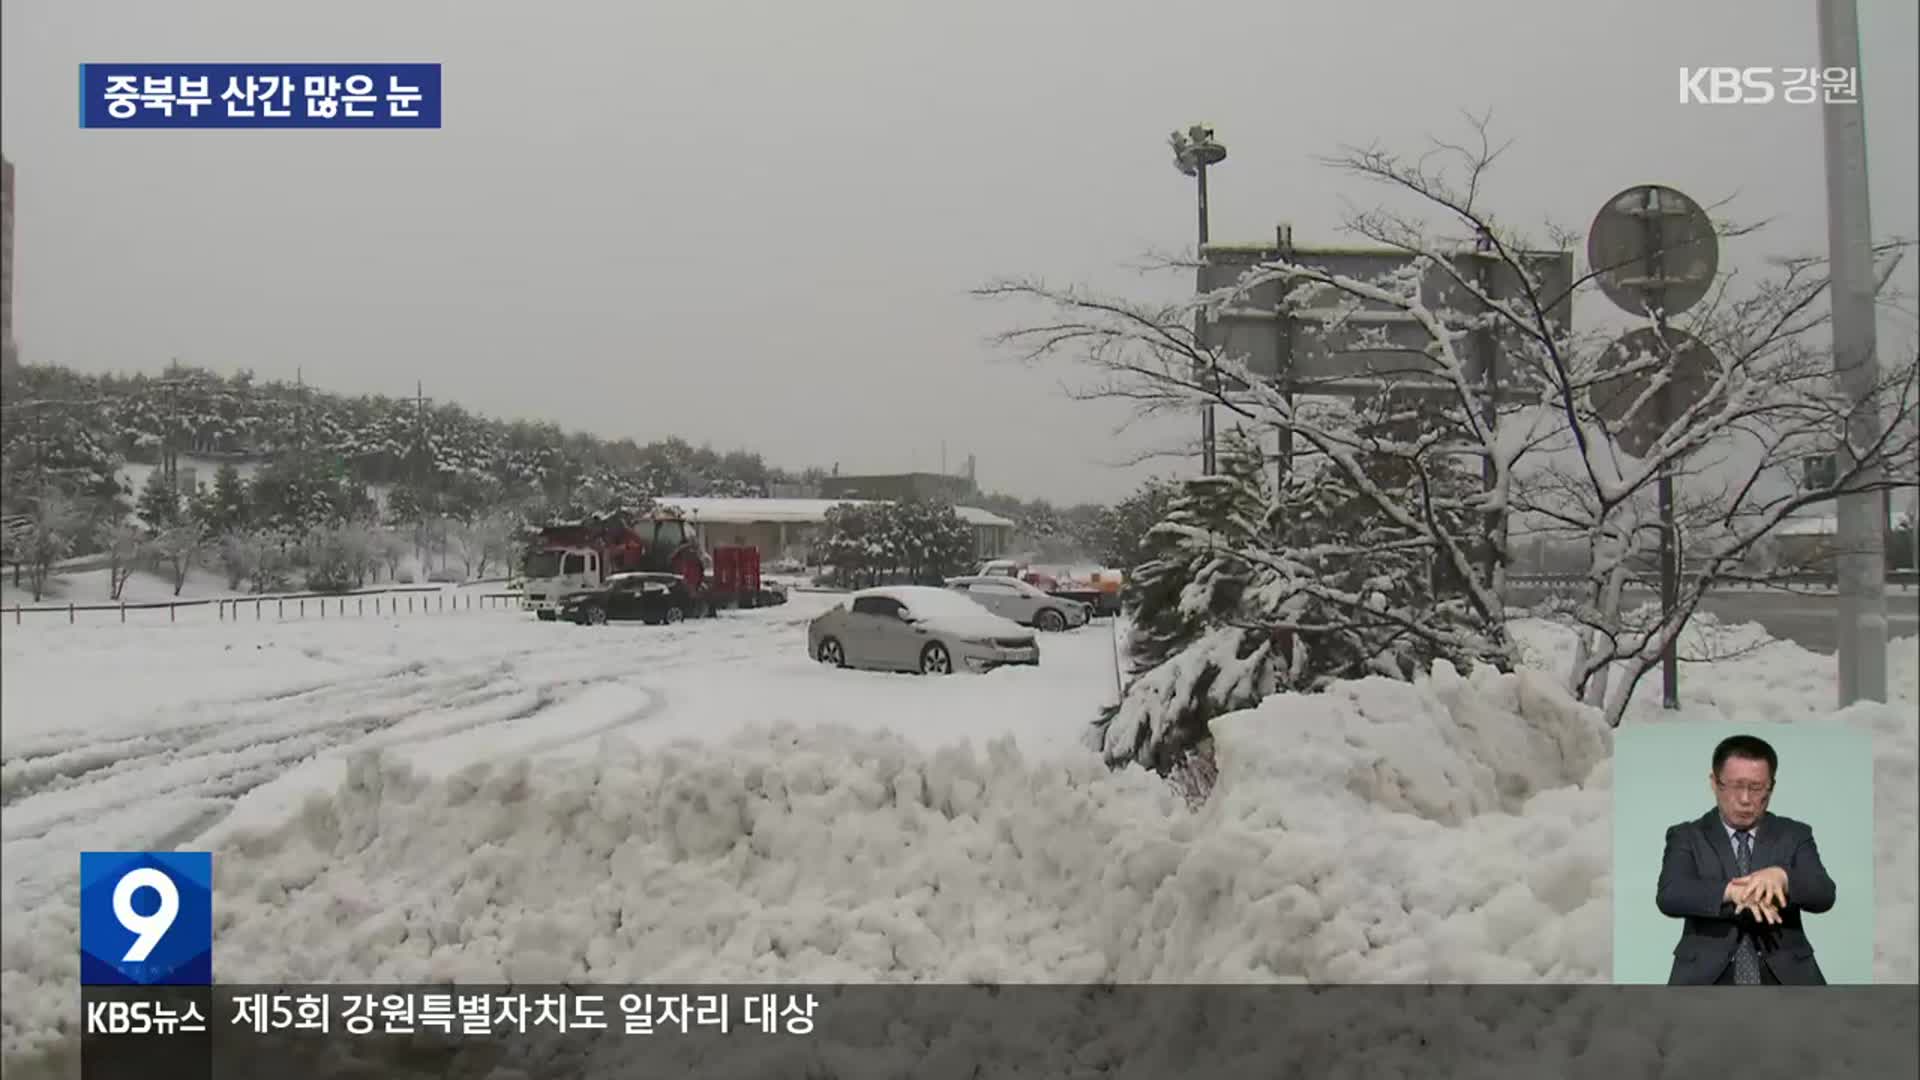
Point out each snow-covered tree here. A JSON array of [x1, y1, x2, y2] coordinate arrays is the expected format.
[[451, 513, 518, 580], [1092, 478, 1180, 572], [216, 531, 257, 591], [1092, 430, 1280, 771], [0, 386, 126, 525], [818, 499, 973, 586], [983, 117, 1919, 729], [248, 455, 354, 536], [818, 502, 889, 587], [147, 521, 208, 597], [559, 467, 654, 522], [200, 464, 250, 536], [384, 483, 430, 528], [884, 499, 975, 583], [18, 493, 83, 601], [216, 528, 303, 594], [303, 523, 378, 592], [136, 468, 182, 533], [376, 527, 410, 582], [1090, 415, 1506, 772], [97, 521, 148, 600]]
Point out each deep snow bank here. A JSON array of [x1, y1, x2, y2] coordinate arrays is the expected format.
[[4, 632, 1916, 1072], [193, 662, 1612, 988]]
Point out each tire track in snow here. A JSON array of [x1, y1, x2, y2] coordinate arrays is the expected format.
[[0, 663, 507, 804], [0, 611, 793, 898], [1, 658, 438, 759], [1, 677, 558, 843], [0, 634, 768, 847]]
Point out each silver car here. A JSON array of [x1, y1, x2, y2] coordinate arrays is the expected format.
[[942, 575, 1090, 632], [808, 585, 1040, 675]]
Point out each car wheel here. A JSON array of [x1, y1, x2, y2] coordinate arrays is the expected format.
[[584, 606, 607, 626], [817, 637, 846, 667], [919, 642, 953, 675], [663, 605, 685, 624], [1035, 608, 1067, 633]]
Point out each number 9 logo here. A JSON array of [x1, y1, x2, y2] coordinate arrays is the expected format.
[[113, 867, 181, 962]]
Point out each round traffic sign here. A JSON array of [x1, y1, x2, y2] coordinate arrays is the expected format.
[[1588, 185, 1719, 318], [1592, 327, 1720, 458]]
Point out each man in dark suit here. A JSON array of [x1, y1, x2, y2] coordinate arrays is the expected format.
[[1655, 734, 1837, 985]]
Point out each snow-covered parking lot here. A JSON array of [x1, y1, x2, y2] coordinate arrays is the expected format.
[[2, 593, 1915, 1065]]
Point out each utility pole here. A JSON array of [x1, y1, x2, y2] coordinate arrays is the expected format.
[[295, 367, 305, 460], [1172, 125, 1227, 475], [414, 380, 428, 496], [1818, 0, 1888, 705]]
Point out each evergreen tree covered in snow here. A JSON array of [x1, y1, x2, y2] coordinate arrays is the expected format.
[[201, 464, 251, 536], [0, 360, 817, 555], [819, 499, 974, 586], [882, 498, 975, 583], [136, 468, 182, 532], [1090, 478, 1179, 572], [1091, 407, 1506, 774], [1092, 429, 1280, 771], [248, 455, 362, 535]]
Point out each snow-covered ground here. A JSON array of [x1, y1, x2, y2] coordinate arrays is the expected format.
[[1, 594, 1914, 1068], [1, 564, 250, 608]]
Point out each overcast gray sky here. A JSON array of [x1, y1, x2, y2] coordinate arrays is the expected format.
[[3, 0, 1915, 504]]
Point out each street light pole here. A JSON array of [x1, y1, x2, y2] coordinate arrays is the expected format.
[[1817, 0, 1888, 705], [1173, 125, 1227, 475]]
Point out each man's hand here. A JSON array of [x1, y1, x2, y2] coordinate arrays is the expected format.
[[1725, 869, 1788, 923]]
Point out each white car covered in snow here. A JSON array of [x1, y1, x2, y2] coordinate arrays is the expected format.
[[808, 585, 1040, 675], [943, 575, 1091, 632]]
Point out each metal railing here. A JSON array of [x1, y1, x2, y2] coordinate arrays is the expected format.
[[5, 584, 524, 625], [1505, 569, 1919, 590]]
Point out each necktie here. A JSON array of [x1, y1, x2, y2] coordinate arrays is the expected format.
[[1733, 830, 1762, 985]]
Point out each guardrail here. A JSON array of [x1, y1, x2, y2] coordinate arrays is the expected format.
[[5, 584, 525, 625], [1505, 570, 1919, 590]]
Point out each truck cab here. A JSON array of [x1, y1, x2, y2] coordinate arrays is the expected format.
[[522, 547, 606, 617]]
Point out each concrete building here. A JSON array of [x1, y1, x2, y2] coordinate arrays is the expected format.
[[818, 460, 977, 503], [1765, 507, 1912, 575], [659, 496, 1014, 566], [2, 154, 16, 371]]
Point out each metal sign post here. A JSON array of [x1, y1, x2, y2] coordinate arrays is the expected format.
[[1588, 184, 1722, 711], [1645, 189, 1682, 711]]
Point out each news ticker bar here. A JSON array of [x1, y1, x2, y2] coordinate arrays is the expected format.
[[77, 983, 1920, 1080], [87, 985, 819, 1038]]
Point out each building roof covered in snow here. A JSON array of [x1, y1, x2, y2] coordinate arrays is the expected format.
[[656, 496, 1015, 529]]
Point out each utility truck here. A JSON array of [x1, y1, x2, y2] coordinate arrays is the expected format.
[[520, 513, 765, 620]]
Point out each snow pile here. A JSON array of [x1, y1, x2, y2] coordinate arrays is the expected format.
[[1, 614, 1914, 1072], [11, 663, 1611, 1015]]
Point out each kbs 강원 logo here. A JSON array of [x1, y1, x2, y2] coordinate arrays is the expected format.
[[79, 852, 212, 985], [1678, 66, 1859, 105]]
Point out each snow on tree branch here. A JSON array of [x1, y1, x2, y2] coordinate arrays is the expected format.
[[983, 117, 1920, 746]]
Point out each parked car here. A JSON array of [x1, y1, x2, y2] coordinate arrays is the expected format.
[[942, 575, 1090, 632], [559, 572, 697, 625], [808, 585, 1039, 675]]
